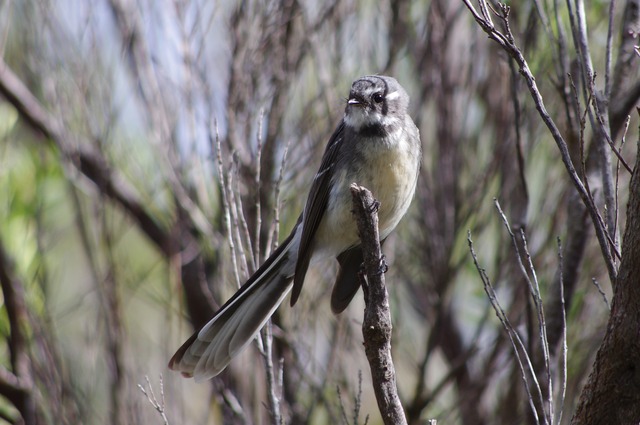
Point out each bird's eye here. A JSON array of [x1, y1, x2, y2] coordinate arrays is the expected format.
[[372, 93, 384, 103]]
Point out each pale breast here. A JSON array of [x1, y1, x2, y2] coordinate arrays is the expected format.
[[313, 128, 419, 258], [360, 135, 419, 238]]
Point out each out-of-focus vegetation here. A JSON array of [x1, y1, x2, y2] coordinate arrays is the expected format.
[[0, 0, 638, 424]]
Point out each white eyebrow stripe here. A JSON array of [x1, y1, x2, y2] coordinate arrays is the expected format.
[[386, 90, 399, 100]]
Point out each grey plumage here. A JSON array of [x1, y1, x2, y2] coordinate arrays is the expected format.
[[169, 75, 421, 380]]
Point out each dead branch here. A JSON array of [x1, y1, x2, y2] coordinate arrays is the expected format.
[[350, 184, 407, 425]]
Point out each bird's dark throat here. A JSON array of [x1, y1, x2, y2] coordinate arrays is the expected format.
[[358, 123, 387, 138]]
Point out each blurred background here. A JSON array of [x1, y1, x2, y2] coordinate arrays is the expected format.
[[0, 0, 638, 423]]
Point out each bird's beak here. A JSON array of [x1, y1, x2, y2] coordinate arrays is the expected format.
[[348, 97, 363, 106]]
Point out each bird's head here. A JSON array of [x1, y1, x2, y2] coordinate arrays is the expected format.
[[344, 75, 409, 136]]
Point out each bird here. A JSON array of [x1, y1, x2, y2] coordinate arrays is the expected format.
[[169, 75, 421, 381]]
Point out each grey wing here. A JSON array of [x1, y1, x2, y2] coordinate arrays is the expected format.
[[290, 121, 345, 306]]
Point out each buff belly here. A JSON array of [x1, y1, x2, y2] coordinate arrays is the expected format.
[[312, 136, 418, 260]]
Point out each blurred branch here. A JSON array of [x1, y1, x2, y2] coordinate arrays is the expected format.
[[407, 337, 478, 424], [107, 0, 215, 242], [350, 184, 407, 425], [336, 370, 366, 425], [259, 323, 283, 425], [409, 3, 488, 422], [611, 80, 640, 136], [0, 238, 36, 424], [567, 0, 618, 241], [69, 185, 127, 424], [604, 0, 617, 101], [0, 58, 173, 257], [610, 0, 640, 124], [545, 191, 588, 356]]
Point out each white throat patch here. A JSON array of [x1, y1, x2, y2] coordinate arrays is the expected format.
[[344, 108, 396, 132]]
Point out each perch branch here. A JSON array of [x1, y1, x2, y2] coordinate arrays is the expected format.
[[350, 184, 407, 425]]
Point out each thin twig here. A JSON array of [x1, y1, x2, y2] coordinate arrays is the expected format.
[[137, 375, 169, 425], [613, 116, 631, 247], [353, 370, 364, 425], [591, 278, 611, 311], [231, 159, 257, 274], [568, 0, 623, 258], [493, 200, 551, 424], [260, 322, 282, 425], [593, 102, 633, 175], [556, 238, 568, 425], [336, 385, 350, 425], [213, 122, 241, 289], [254, 109, 264, 266], [604, 0, 617, 100], [520, 226, 554, 423], [467, 231, 542, 424], [268, 140, 290, 253]]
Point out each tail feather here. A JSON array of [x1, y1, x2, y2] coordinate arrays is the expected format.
[[196, 275, 292, 380], [169, 230, 298, 380]]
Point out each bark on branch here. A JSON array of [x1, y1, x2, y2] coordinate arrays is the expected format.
[[350, 183, 407, 425]]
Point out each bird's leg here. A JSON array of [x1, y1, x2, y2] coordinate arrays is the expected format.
[[369, 199, 381, 213], [358, 267, 369, 303], [376, 255, 388, 275]]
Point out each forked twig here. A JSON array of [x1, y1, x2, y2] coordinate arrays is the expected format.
[[138, 375, 169, 425]]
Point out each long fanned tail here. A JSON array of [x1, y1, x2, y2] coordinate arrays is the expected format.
[[168, 230, 298, 381]]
